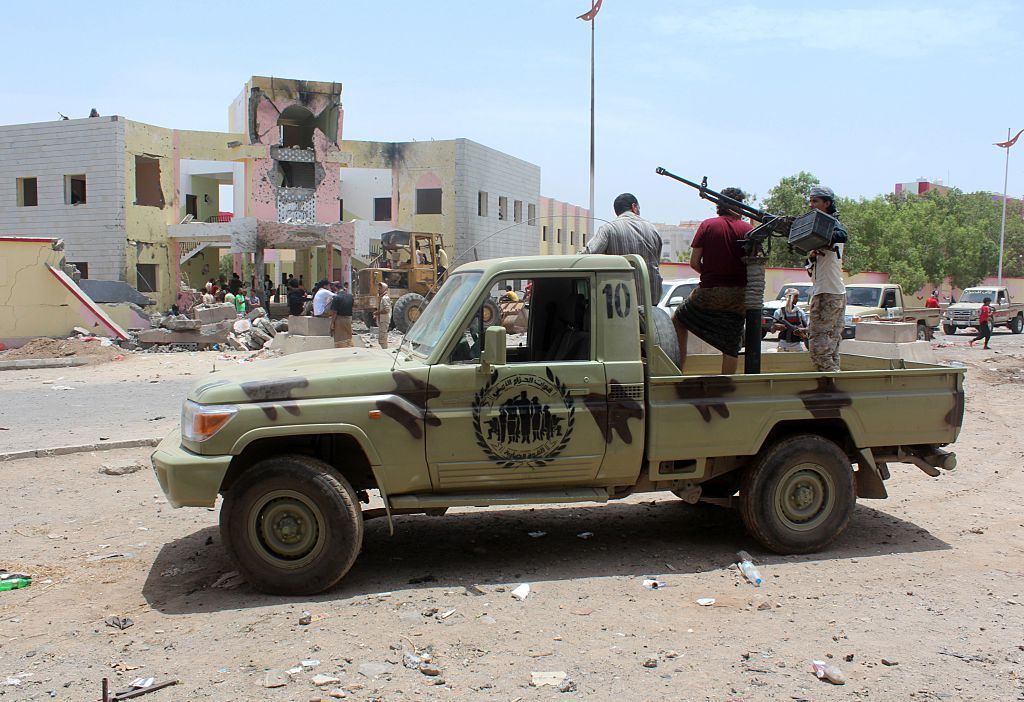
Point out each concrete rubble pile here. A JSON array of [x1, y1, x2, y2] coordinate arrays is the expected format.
[[136, 303, 236, 349], [225, 307, 288, 351]]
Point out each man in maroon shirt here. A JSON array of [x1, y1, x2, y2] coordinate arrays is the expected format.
[[672, 187, 753, 374]]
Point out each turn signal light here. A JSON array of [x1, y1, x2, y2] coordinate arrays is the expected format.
[[181, 401, 238, 442]]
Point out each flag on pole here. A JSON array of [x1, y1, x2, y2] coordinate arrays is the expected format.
[[994, 128, 1024, 148], [577, 0, 602, 21]]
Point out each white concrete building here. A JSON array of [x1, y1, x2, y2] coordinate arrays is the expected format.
[[0, 117, 126, 281]]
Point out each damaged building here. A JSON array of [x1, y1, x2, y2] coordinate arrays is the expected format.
[[0, 76, 544, 319]]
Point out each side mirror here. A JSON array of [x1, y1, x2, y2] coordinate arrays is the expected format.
[[479, 326, 507, 372], [668, 296, 684, 307]]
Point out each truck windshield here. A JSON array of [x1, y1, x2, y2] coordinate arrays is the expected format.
[[847, 287, 883, 307], [404, 272, 483, 356], [959, 290, 996, 303]]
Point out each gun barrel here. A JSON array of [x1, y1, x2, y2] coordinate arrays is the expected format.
[[655, 166, 774, 224]]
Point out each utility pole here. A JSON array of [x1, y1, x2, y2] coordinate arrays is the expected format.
[[577, 1, 602, 226], [998, 127, 1010, 285]]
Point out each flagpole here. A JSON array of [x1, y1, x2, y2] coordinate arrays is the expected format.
[[998, 127, 1011, 286], [588, 12, 596, 227]]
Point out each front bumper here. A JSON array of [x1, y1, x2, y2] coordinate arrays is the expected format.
[[151, 429, 233, 508]]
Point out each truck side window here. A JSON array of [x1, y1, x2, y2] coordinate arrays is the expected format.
[[447, 276, 591, 364], [998, 291, 1007, 304], [882, 290, 896, 308]]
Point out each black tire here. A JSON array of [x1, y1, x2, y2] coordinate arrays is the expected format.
[[943, 323, 956, 336], [916, 323, 928, 341], [392, 293, 427, 333], [360, 310, 376, 328], [1011, 314, 1023, 334], [739, 434, 855, 554], [480, 299, 500, 328], [220, 454, 364, 596], [650, 306, 681, 368]]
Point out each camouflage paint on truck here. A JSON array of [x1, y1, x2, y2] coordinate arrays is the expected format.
[[152, 254, 963, 595]]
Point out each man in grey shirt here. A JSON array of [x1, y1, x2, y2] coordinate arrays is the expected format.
[[583, 193, 663, 302]]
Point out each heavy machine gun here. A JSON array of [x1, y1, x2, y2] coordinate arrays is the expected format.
[[655, 166, 796, 374]]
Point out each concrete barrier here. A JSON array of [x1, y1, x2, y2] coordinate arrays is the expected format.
[[288, 315, 332, 336], [856, 321, 918, 343], [840, 339, 937, 364]]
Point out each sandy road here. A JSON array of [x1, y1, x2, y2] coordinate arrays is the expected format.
[[0, 335, 1022, 701]]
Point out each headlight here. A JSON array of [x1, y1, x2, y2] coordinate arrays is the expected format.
[[181, 400, 237, 442]]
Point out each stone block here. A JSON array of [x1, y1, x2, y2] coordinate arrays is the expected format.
[[840, 339, 937, 364], [288, 315, 332, 336], [164, 318, 202, 332], [855, 321, 918, 343], [194, 305, 236, 324], [138, 326, 229, 347], [281, 334, 334, 355]]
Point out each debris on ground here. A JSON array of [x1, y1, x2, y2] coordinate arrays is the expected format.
[[511, 583, 531, 601], [737, 550, 763, 586], [577, 531, 594, 539], [530, 671, 567, 687], [696, 597, 716, 606], [104, 616, 134, 630], [642, 578, 667, 590], [100, 459, 146, 476], [0, 571, 32, 591], [811, 660, 846, 685], [210, 571, 245, 589]]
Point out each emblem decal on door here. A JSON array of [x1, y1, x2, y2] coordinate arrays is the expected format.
[[472, 367, 575, 468]]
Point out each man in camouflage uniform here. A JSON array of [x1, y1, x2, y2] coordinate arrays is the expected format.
[[376, 281, 392, 349], [805, 186, 849, 372]]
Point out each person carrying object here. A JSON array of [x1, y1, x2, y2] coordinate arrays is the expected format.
[[672, 187, 752, 374], [804, 186, 849, 372]]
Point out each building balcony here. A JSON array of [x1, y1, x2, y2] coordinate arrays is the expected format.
[[271, 145, 316, 163]]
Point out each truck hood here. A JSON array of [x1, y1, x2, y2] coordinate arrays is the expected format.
[[947, 303, 982, 311], [845, 305, 883, 317], [187, 347, 424, 405]]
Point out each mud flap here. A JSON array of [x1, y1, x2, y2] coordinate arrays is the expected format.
[[370, 465, 395, 535], [854, 448, 888, 499]]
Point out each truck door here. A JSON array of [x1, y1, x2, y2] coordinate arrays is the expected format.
[[996, 290, 1009, 324], [425, 274, 608, 490], [881, 288, 902, 320]]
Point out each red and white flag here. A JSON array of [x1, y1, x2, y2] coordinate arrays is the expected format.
[[994, 128, 1024, 148], [577, 0, 602, 21]]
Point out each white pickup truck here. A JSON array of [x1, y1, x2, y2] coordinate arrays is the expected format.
[[942, 286, 1024, 335]]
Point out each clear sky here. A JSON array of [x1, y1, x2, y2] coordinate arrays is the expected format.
[[4, 1, 1022, 223]]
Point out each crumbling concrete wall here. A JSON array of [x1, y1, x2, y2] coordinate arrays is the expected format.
[[0, 237, 128, 344]]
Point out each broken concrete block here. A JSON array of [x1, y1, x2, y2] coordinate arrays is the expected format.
[[247, 306, 268, 321], [281, 334, 334, 355], [250, 327, 272, 345], [138, 326, 228, 347], [164, 318, 203, 332], [233, 319, 252, 334], [100, 459, 146, 476], [288, 315, 332, 336], [193, 305, 236, 325], [226, 334, 248, 351], [854, 321, 918, 343]]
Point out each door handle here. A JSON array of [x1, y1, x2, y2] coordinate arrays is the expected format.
[[568, 387, 590, 396]]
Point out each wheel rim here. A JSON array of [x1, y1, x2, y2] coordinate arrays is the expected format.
[[249, 490, 326, 569], [482, 306, 494, 324], [774, 463, 835, 531], [408, 305, 422, 322]]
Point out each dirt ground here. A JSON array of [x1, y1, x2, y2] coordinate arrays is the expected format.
[[1, 332, 1022, 701]]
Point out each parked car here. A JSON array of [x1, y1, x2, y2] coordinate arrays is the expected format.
[[843, 284, 942, 340], [942, 286, 1024, 335], [657, 278, 700, 314]]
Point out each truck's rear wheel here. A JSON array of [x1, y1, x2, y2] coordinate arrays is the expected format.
[[650, 306, 681, 368], [481, 299, 500, 328], [220, 454, 364, 595], [942, 323, 956, 336], [739, 435, 855, 554], [1011, 314, 1023, 334], [916, 322, 931, 341], [392, 293, 427, 333]]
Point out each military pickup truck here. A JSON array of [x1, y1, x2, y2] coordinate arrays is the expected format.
[[843, 283, 942, 340], [942, 286, 1024, 336], [152, 255, 964, 595]]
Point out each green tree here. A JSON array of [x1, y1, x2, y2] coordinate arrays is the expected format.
[[761, 172, 820, 268]]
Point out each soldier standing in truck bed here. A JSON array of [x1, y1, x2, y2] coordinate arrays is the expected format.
[[583, 193, 663, 302], [805, 186, 849, 372]]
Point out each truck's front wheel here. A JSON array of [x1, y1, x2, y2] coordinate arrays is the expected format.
[[942, 323, 956, 336], [1011, 314, 1023, 334], [739, 435, 855, 554], [220, 455, 364, 595]]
